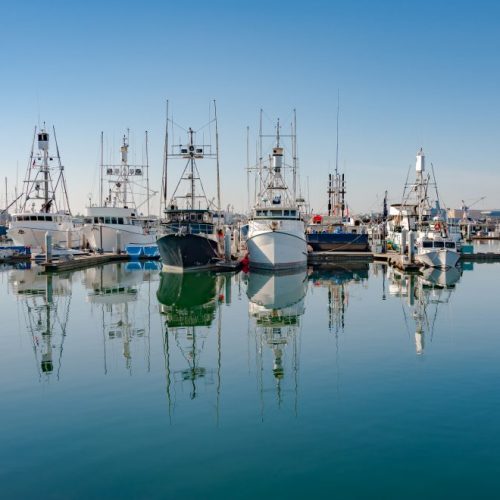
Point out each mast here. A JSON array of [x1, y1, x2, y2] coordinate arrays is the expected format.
[[189, 128, 195, 209], [292, 109, 297, 200], [161, 100, 169, 216], [145, 130, 150, 217], [246, 126, 250, 212], [214, 100, 221, 226], [100, 131, 104, 206]]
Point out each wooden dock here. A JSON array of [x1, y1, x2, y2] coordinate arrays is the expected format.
[[41, 253, 128, 273]]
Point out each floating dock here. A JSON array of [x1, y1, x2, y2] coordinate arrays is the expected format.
[[41, 253, 128, 273], [307, 251, 373, 265]]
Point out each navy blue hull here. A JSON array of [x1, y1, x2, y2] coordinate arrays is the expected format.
[[157, 233, 219, 269], [307, 232, 369, 252]]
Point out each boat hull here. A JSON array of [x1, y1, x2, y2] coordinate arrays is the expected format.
[[156, 233, 219, 271], [247, 229, 307, 270], [8, 224, 82, 249], [415, 249, 460, 269], [306, 232, 369, 252], [84, 224, 156, 252]]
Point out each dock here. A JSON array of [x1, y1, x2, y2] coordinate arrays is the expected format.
[[307, 251, 373, 265], [41, 253, 128, 273]]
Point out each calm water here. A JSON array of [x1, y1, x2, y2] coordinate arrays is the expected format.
[[1, 259, 500, 499]]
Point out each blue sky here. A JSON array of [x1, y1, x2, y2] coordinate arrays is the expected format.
[[1, 0, 498, 214]]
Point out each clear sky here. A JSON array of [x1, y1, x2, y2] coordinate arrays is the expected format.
[[1, 0, 498, 215]]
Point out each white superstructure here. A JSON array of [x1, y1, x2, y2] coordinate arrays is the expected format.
[[247, 114, 307, 270], [8, 126, 82, 249], [83, 133, 156, 252]]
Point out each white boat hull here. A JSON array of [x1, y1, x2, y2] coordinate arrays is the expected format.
[[84, 224, 156, 252], [415, 249, 460, 269], [247, 228, 307, 270], [8, 224, 82, 249]]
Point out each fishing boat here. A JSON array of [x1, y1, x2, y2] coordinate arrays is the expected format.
[[83, 132, 157, 252], [306, 173, 368, 252], [246, 112, 307, 270], [156, 101, 223, 271], [8, 125, 82, 249], [387, 149, 460, 269]]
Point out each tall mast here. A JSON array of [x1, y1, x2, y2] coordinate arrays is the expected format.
[[100, 131, 104, 206], [214, 100, 221, 226], [161, 100, 169, 216], [40, 126, 50, 211], [246, 126, 250, 212], [189, 128, 195, 209], [292, 109, 297, 201], [145, 130, 150, 216]]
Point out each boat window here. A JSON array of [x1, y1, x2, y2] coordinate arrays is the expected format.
[[284, 210, 289, 216], [98, 217, 104, 224], [291, 210, 296, 216], [37, 216, 44, 221], [104, 217, 111, 224], [46, 216, 53, 222], [445, 242, 455, 249], [111, 217, 117, 224], [434, 241, 444, 248], [203, 213, 209, 222], [190, 214, 196, 221], [30, 216, 37, 221], [83, 218, 91, 224], [118, 217, 124, 225], [272, 210, 282, 216], [423, 241, 433, 248], [197, 214, 203, 221]]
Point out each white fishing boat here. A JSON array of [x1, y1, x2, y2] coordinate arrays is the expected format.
[[387, 149, 460, 269], [246, 112, 307, 270], [83, 132, 157, 252], [8, 125, 82, 249]]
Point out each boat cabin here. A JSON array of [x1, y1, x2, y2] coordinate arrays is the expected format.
[[421, 240, 456, 249], [163, 209, 215, 235], [253, 208, 299, 219]]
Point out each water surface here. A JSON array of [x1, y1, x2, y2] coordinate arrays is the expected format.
[[1, 260, 499, 499]]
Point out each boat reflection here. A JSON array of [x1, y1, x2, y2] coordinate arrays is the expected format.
[[157, 271, 231, 417], [84, 262, 160, 373], [309, 262, 369, 336], [10, 267, 73, 381], [246, 269, 308, 411], [388, 266, 462, 354]]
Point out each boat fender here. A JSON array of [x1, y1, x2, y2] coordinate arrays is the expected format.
[[435, 222, 441, 231], [270, 221, 279, 231]]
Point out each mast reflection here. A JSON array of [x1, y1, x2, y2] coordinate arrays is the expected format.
[[388, 266, 462, 354], [10, 267, 73, 381], [246, 269, 308, 412], [309, 263, 369, 336], [84, 261, 160, 373], [157, 271, 230, 419]]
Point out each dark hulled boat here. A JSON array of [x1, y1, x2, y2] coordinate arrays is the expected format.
[[157, 103, 223, 271]]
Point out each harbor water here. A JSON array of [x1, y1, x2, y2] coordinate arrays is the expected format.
[[1, 260, 500, 498]]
